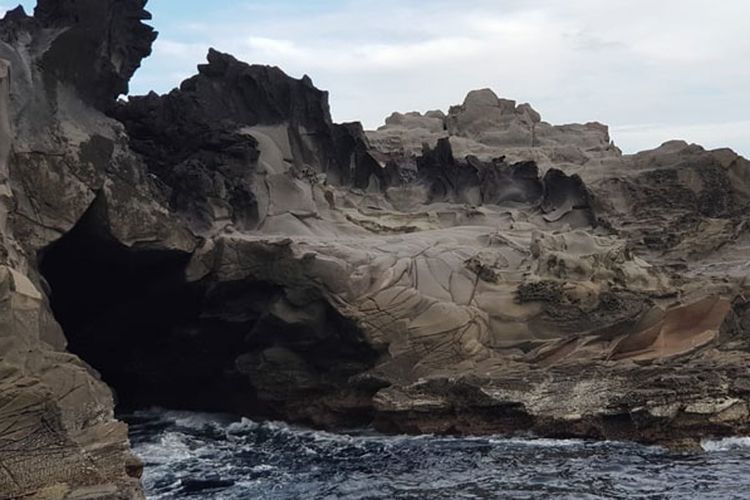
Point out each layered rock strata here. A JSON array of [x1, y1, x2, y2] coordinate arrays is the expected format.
[[0, 2, 188, 498], [0, 1, 749, 498]]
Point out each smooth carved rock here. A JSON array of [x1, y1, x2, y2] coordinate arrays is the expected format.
[[114, 49, 383, 231]]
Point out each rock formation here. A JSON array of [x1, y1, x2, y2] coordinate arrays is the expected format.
[[1, 1, 749, 498], [0, 2, 189, 498], [367, 88, 621, 169]]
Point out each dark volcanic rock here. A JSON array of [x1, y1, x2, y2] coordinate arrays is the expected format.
[[114, 49, 384, 230], [1, 0, 157, 110], [331, 121, 386, 189], [415, 138, 590, 223], [116, 48, 334, 164], [478, 160, 543, 205], [417, 137, 480, 203], [540, 168, 593, 223]]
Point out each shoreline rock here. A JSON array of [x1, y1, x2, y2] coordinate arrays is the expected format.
[[0, 1, 749, 497]]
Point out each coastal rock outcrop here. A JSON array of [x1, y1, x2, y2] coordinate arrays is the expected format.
[[0, 2, 188, 498], [1, 1, 749, 498], [113, 49, 382, 232], [367, 87, 621, 169]]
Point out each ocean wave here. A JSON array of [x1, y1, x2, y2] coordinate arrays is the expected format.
[[127, 409, 750, 499], [701, 436, 750, 451], [488, 437, 588, 447]]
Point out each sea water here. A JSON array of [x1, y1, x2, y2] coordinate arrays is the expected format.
[[124, 409, 750, 499]]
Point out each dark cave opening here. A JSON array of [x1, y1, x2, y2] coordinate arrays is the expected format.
[[38, 200, 260, 414], [38, 199, 383, 425]]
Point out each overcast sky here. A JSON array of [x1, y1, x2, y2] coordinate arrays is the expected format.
[[4, 1, 750, 156]]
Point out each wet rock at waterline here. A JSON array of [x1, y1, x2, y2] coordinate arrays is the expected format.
[[1, 1, 750, 498]]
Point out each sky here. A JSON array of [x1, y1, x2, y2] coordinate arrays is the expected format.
[[3, 0, 749, 157]]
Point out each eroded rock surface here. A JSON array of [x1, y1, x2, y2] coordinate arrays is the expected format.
[[0, 2, 187, 498], [367, 88, 621, 169], [1, 1, 750, 498]]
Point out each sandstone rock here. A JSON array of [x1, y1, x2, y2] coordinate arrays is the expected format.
[[367, 88, 620, 168], [1, 1, 750, 497], [0, 2, 183, 498]]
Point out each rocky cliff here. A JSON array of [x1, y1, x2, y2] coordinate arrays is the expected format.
[[1, 1, 750, 498]]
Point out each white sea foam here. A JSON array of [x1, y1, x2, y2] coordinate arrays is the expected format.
[[251, 464, 276, 473], [129, 409, 750, 499], [226, 417, 261, 434], [135, 432, 194, 462], [488, 437, 588, 447], [701, 436, 750, 451]]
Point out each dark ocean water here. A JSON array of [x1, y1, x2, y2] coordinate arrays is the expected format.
[[124, 409, 750, 499]]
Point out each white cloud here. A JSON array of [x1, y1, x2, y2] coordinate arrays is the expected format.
[[130, 0, 750, 157], [242, 35, 485, 72], [246, 37, 298, 57]]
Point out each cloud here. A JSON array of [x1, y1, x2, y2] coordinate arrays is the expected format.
[[129, 0, 750, 157], [242, 35, 485, 71], [246, 37, 298, 57]]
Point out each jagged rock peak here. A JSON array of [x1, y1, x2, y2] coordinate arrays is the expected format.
[[114, 48, 385, 230], [0, 0, 157, 110], [173, 48, 334, 130]]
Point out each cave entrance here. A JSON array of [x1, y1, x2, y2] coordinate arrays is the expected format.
[[38, 199, 382, 426], [38, 199, 259, 414]]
